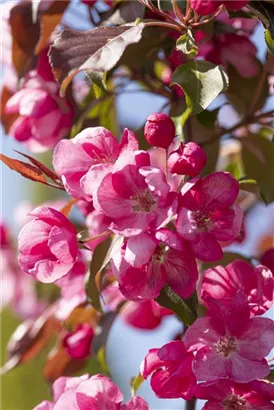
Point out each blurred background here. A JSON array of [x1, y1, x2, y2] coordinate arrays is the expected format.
[[1, 1, 274, 409]]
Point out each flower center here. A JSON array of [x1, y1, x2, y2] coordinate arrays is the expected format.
[[193, 210, 211, 231], [215, 336, 237, 358], [132, 190, 156, 212], [223, 395, 246, 410]]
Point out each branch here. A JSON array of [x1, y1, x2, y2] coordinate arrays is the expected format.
[[186, 398, 196, 410], [200, 110, 274, 147]]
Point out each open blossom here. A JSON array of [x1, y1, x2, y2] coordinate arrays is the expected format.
[[141, 341, 196, 399], [5, 50, 73, 152], [176, 172, 243, 262], [168, 142, 207, 177], [96, 150, 177, 236], [200, 260, 274, 316], [18, 207, 78, 283], [33, 374, 149, 410], [184, 293, 274, 383], [195, 379, 274, 410], [63, 324, 94, 360], [111, 229, 198, 300], [53, 127, 138, 199], [85, 210, 111, 251], [198, 32, 259, 78], [191, 0, 248, 16]]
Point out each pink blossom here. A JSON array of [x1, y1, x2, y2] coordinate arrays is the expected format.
[[198, 33, 259, 78], [184, 293, 274, 383], [195, 379, 274, 410], [168, 142, 207, 177], [18, 207, 78, 283], [33, 374, 149, 410], [5, 52, 73, 152], [63, 324, 94, 360], [176, 172, 243, 262], [96, 151, 177, 236], [111, 229, 198, 300], [53, 127, 138, 199], [1, 222, 45, 319], [144, 113, 176, 149], [140, 341, 196, 399], [191, 0, 248, 16], [261, 248, 274, 274], [200, 260, 274, 316]]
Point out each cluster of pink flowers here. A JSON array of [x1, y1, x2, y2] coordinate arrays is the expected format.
[[34, 374, 149, 410], [13, 113, 274, 408], [5, 49, 73, 152]]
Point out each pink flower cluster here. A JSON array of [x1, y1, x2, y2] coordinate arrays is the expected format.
[[18, 115, 243, 302], [33, 374, 149, 410], [141, 260, 274, 406], [5, 50, 73, 152]]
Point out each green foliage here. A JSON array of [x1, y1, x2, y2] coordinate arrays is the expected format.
[[248, 1, 274, 53], [171, 61, 228, 115], [176, 30, 198, 58]]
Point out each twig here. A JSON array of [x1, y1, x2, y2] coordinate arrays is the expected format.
[[171, 0, 186, 25], [186, 398, 196, 410], [144, 21, 182, 31], [200, 109, 274, 147]]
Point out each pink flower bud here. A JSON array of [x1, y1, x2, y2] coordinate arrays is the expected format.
[[63, 324, 94, 360], [144, 113, 175, 149], [168, 142, 207, 176]]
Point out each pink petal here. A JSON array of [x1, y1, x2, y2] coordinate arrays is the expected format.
[[33, 401, 54, 410], [184, 317, 223, 352], [124, 233, 157, 267], [121, 396, 150, 410], [191, 232, 223, 262], [229, 353, 270, 383], [140, 348, 162, 379], [53, 375, 89, 402], [192, 346, 231, 381], [139, 166, 170, 198], [48, 225, 77, 264], [30, 260, 74, 283], [119, 128, 139, 153], [54, 389, 79, 410]]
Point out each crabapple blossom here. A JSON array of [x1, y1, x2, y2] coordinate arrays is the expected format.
[[96, 151, 177, 236], [168, 142, 207, 176], [85, 210, 111, 251], [144, 113, 176, 149], [195, 379, 274, 410], [34, 374, 149, 410], [184, 293, 274, 383], [111, 229, 198, 300], [141, 341, 196, 399], [18, 207, 78, 283], [63, 324, 94, 360], [200, 259, 274, 316], [5, 51, 73, 152], [53, 127, 138, 199], [176, 172, 243, 262], [198, 32, 259, 78], [191, 0, 248, 16]]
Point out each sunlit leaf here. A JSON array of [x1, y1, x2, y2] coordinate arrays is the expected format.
[[0, 153, 47, 184], [130, 373, 145, 396]]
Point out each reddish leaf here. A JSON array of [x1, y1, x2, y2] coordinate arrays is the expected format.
[[64, 303, 99, 331], [0, 86, 18, 133], [14, 150, 60, 182], [9, 2, 40, 76], [44, 344, 86, 383], [0, 309, 60, 375], [0, 153, 47, 184], [49, 23, 144, 93], [34, 0, 70, 55]]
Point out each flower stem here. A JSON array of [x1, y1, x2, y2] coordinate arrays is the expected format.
[[186, 398, 196, 410]]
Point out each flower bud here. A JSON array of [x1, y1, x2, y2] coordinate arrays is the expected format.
[[63, 324, 94, 359], [144, 113, 175, 149], [168, 142, 207, 176]]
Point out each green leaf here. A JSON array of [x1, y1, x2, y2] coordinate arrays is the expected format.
[[226, 62, 269, 115], [241, 134, 274, 204], [156, 287, 197, 326], [86, 72, 107, 99], [171, 60, 228, 115], [267, 368, 274, 382], [248, 1, 274, 53], [85, 236, 123, 312], [239, 178, 259, 195], [265, 28, 274, 54], [176, 30, 198, 58], [130, 373, 145, 396]]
